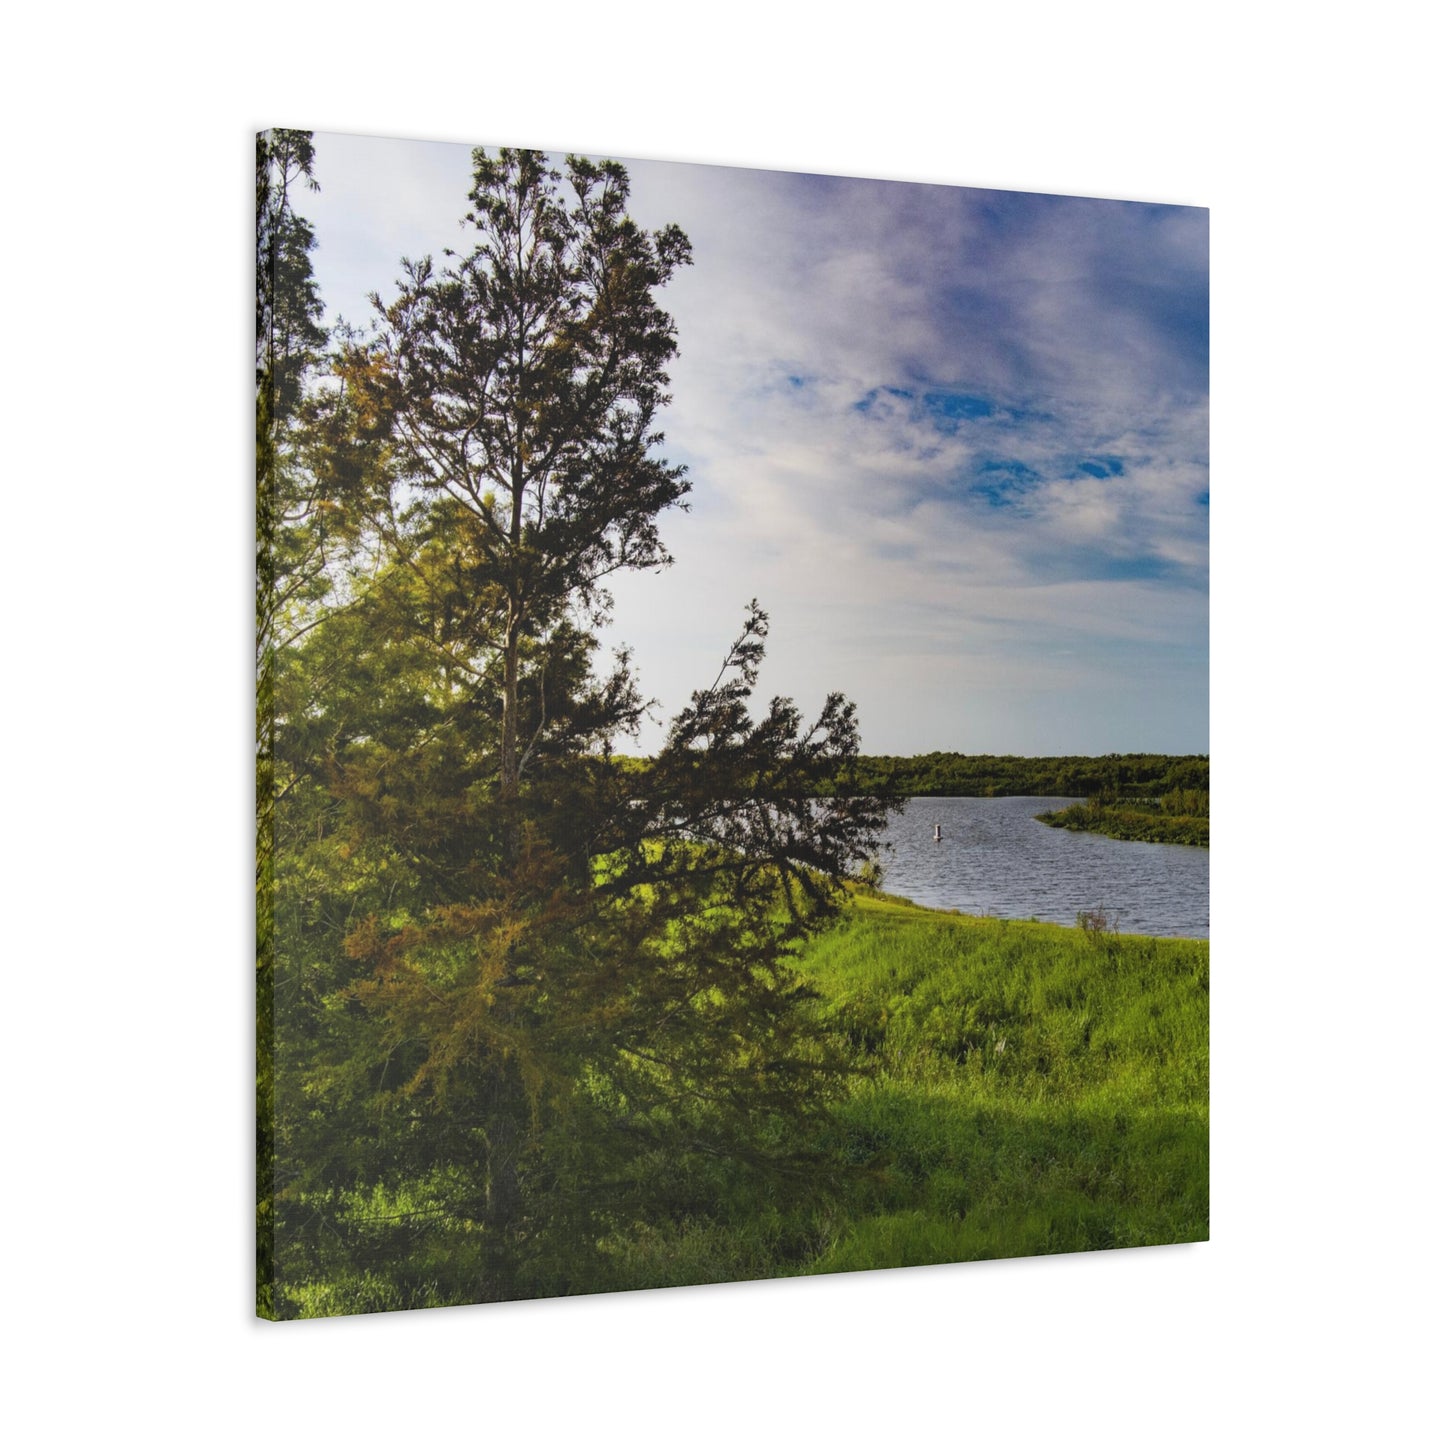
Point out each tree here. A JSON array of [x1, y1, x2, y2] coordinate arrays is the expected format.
[[257, 125, 327, 821], [256, 127, 327, 1319], [258, 129, 395, 1316], [256, 130, 325, 416], [275, 596, 887, 1306], [264, 146, 893, 1313], [349, 149, 693, 857]]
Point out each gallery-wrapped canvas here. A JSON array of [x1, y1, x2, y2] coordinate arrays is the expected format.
[[257, 130, 1208, 1320]]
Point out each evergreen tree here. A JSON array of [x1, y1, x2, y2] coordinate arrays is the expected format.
[[258, 129, 393, 1315], [348, 149, 693, 857], [273, 592, 885, 1307], [263, 145, 892, 1313], [256, 127, 327, 1318]]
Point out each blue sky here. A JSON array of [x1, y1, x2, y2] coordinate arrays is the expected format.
[[302, 132, 1208, 756]]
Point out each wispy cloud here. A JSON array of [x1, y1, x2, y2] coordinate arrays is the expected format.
[[305, 134, 1208, 755]]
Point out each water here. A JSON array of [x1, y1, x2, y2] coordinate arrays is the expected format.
[[877, 797, 1209, 938]]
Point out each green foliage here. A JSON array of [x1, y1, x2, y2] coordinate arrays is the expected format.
[[837, 751, 1209, 800], [1036, 793, 1210, 847], [257, 128, 328, 1320], [267, 596, 889, 1312], [342, 148, 694, 821], [259, 145, 893, 1316]]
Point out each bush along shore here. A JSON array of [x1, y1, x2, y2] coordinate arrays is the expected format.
[[1035, 789, 1209, 848], [595, 891, 1209, 1292]]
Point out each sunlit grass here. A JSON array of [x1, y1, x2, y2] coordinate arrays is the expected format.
[[603, 892, 1208, 1288], [298, 890, 1209, 1302]]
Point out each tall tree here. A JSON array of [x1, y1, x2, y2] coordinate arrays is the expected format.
[[256, 130, 325, 414], [257, 127, 330, 816], [256, 127, 326, 1319], [258, 131, 394, 1316], [351, 149, 693, 856], [264, 146, 893, 1313]]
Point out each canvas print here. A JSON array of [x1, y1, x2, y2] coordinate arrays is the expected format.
[[257, 130, 1208, 1319]]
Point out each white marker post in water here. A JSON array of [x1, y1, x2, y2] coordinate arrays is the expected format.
[[934, 823, 942, 843]]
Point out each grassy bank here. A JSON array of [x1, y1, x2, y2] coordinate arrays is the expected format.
[[1036, 791, 1209, 847], [600, 892, 1209, 1288]]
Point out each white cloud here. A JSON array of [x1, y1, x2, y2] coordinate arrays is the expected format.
[[302, 132, 1208, 755]]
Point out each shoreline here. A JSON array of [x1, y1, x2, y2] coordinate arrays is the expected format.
[[850, 884, 1209, 943]]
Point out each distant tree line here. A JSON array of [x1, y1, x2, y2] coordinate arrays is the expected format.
[[608, 752, 1209, 800], [830, 752, 1209, 800]]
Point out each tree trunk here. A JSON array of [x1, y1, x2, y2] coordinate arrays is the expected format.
[[481, 1062, 526, 1300], [499, 454, 525, 866], [499, 606, 521, 864]]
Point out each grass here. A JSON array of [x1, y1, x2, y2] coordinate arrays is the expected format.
[[603, 891, 1208, 1288], [281, 888, 1210, 1307]]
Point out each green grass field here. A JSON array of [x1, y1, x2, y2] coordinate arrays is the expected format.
[[604, 891, 1209, 1288]]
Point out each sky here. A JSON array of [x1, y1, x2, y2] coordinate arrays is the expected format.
[[300, 131, 1208, 757]]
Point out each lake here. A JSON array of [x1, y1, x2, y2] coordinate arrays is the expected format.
[[877, 796, 1209, 939]]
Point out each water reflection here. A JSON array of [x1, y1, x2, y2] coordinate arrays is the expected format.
[[877, 797, 1209, 939]]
